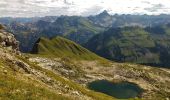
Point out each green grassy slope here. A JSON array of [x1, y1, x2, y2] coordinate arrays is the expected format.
[[85, 24, 170, 67], [31, 36, 104, 60], [85, 26, 160, 64], [0, 59, 70, 100]]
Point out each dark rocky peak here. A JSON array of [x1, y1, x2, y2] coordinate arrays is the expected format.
[[36, 20, 50, 27], [0, 24, 5, 30], [88, 10, 113, 28], [98, 10, 110, 17]]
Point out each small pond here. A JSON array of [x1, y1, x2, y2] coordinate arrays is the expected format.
[[88, 80, 143, 99]]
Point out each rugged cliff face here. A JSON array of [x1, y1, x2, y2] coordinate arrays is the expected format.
[[0, 25, 19, 53]]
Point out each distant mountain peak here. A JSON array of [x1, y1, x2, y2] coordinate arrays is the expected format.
[[98, 10, 110, 17]]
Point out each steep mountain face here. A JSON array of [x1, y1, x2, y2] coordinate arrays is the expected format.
[[42, 16, 104, 43], [88, 10, 115, 28], [6, 21, 41, 52], [5, 16, 104, 52], [85, 25, 170, 68]]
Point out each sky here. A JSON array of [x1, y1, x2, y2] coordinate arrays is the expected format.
[[0, 0, 170, 17]]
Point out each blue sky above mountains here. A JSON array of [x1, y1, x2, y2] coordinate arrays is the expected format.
[[0, 0, 170, 17]]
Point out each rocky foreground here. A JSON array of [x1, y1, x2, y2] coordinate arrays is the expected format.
[[29, 56, 170, 100]]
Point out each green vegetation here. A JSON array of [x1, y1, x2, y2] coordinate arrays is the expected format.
[[0, 74, 69, 100], [61, 17, 104, 44], [85, 25, 170, 67], [0, 60, 70, 100], [31, 36, 105, 61]]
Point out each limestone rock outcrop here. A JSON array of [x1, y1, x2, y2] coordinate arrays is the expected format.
[[0, 24, 19, 53]]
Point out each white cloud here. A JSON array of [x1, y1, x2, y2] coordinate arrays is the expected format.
[[0, 0, 170, 17]]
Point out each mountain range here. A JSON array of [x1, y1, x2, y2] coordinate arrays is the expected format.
[[1, 11, 170, 68]]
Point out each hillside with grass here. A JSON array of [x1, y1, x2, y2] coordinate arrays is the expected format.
[[85, 25, 170, 68], [31, 36, 103, 60]]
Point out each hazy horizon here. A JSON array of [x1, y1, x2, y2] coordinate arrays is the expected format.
[[1, 0, 170, 17]]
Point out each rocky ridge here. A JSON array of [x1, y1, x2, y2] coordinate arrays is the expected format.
[[0, 25, 19, 54]]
